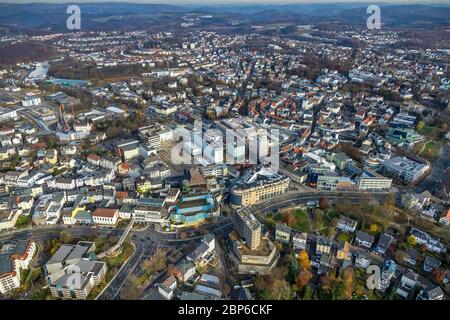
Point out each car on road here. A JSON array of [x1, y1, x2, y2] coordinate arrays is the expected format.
[[307, 200, 319, 208]]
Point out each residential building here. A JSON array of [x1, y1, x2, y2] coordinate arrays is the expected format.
[[92, 208, 119, 225], [0, 240, 36, 294], [375, 233, 394, 255], [357, 170, 392, 191], [170, 258, 195, 283], [232, 207, 261, 251], [355, 231, 374, 249], [275, 223, 291, 244], [316, 237, 332, 255], [336, 216, 357, 233], [396, 271, 419, 299], [423, 256, 441, 273], [230, 167, 289, 206], [355, 253, 371, 269], [417, 285, 444, 300], [336, 241, 350, 260], [293, 232, 307, 250], [381, 156, 430, 185], [44, 241, 107, 299], [158, 275, 177, 300]]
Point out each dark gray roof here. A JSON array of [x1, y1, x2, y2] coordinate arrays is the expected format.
[[0, 253, 12, 275], [376, 233, 394, 250], [421, 285, 444, 300], [424, 255, 441, 268], [276, 223, 292, 234], [356, 230, 375, 243]]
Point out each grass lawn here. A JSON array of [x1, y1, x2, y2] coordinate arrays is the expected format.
[[269, 209, 309, 232], [336, 232, 352, 243], [419, 140, 444, 161], [417, 126, 442, 140], [104, 241, 134, 271], [15, 215, 30, 229], [292, 209, 309, 233]]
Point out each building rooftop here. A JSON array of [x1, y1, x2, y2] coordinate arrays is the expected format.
[[236, 207, 261, 231]]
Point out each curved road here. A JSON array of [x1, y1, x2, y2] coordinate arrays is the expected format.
[[249, 190, 390, 216], [415, 144, 450, 196]]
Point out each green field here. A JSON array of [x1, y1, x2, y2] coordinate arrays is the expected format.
[[292, 209, 309, 232], [417, 140, 444, 160], [270, 209, 309, 232], [15, 215, 30, 229], [417, 125, 442, 140]]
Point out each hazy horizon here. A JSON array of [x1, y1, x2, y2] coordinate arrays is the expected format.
[[1, 0, 449, 5]]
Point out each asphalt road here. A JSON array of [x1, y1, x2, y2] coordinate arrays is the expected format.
[[415, 144, 450, 196], [250, 190, 390, 216], [0, 225, 125, 243]]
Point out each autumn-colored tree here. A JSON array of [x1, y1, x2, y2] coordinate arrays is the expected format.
[[298, 250, 311, 271], [394, 250, 406, 264], [319, 196, 330, 210], [296, 270, 312, 289], [407, 235, 417, 246], [320, 273, 336, 292], [369, 224, 379, 233], [342, 268, 354, 299], [432, 268, 447, 284], [283, 212, 297, 228], [266, 279, 290, 300], [416, 121, 426, 131], [143, 249, 167, 274]]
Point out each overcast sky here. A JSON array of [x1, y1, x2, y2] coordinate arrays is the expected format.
[[1, 0, 449, 4]]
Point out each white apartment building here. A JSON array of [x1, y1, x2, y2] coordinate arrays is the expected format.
[[357, 170, 393, 191], [92, 208, 119, 225], [0, 240, 36, 294], [382, 156, 430, 185]]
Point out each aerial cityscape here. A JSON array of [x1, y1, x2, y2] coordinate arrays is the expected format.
[[0, 0, 449, 303]]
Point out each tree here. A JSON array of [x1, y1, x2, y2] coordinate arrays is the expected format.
[[417, 121, 426, 131], [407, 235, 417, 246], [143, 249, 167, 274], [394, 250, 406, 264], [296, 270, 312, 289], [283, 212, 297, 228], [270, 278, 292, 300], [369, 224, 379, 234], [342, 268, 354, 299], [60, 230, 73, 243], [327, 226, 337, 238], [286, 254, 299, 283], [432, 268, 446, 284], [319, 197, 330, 210], [255, 267, 292, 300], [121, 280, 142, 300], [298, 250, 311, 271], [302, 286, 314, 300]]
